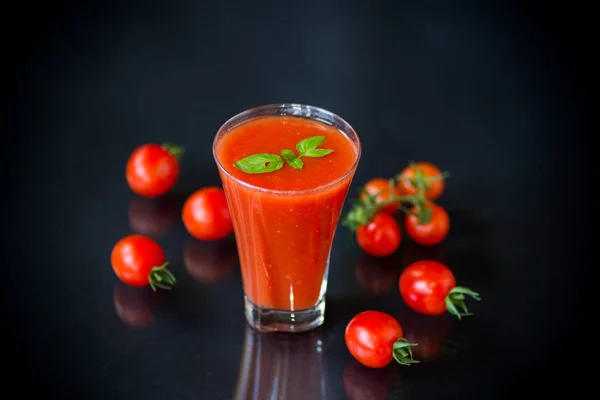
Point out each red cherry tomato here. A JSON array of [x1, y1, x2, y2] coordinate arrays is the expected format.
[[397, 162, 445, 201], [399, 260, 480, 319], [345, 311, 418, 368], [182, 187, 233, 241], [126, 143, 183, 198], [111, 234, 176, 291], [356, 214, 401, 257], [360, 178, 401, 214], [405, 203, 450, 246]]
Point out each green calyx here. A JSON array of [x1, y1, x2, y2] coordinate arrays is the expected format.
[[392, 338, 420, 366], [148, 262, 177, 291], [445, 286, 481, 319], [161, 143, 185, 160]]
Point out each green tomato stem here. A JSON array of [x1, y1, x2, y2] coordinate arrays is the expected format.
[[148, 262, 177, 291], [445, 286, 481, 320]]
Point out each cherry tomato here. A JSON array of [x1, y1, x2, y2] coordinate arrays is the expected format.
[[399, 260, 480, 319], [354, 254, 400, 295], [126, 143, 183, 198], [356, 214, 401, 257], [111, 234, 176, 291], [397, 162, 445, 201], [113, 283, 153, 329], [182, 187, 233, 241], [128, 195, 180, 237], [360, 178, 400, 214], [343, 360, 400, 400], [184, 238, 237, 283], [405, 203, 450, 246], [345, 310, 418, 368]]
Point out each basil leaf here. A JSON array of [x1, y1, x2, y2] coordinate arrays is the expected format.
[[302, 148, 334, 158], [233, 153, 284, 174], [296, 136, 325, 154], [280, 149, 304, 170]]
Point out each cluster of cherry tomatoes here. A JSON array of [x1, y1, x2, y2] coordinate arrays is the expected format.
[[343, 162, 450, 257], [342, 162, 480, 369], [111, 143, 234, 291]]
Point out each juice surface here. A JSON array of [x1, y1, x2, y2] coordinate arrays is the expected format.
[[215, 116, 358, 311], [216, 117, 356, 191]]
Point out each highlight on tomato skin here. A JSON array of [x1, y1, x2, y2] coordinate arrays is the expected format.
[[128, 195, 180, 237], [183, 238, 238, 284], [111, 234, 177, 291], [126, 143, 184, 198], [399, 260, 481, 319], [182, 187, 233, 242], [345, 310, 419, 369], [405, 203, 450, 246], [113, 283, 154, 329], [355, 213, 401, 257]]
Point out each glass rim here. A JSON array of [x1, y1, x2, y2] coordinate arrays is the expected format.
[[212, 103, 362, 195]]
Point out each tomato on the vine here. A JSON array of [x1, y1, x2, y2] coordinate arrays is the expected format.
[[360, 178, 400, 214], [356, 213, 401, 257], [126, 143, 184, 198], [182, 187, 233, 241], [399, 260, 480, 319], [345, 310, 419, 368], [111, 234, 176, 291], [397, 162, 445, 201], [405, 203, 450, 246]]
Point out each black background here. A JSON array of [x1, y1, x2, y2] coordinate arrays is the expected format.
[[2, 0, 591, 399]]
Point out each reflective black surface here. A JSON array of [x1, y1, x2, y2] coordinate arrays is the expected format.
[[4, 0, 590, 398]]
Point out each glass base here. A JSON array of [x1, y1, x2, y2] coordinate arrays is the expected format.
[[244, 296, 326, 333]]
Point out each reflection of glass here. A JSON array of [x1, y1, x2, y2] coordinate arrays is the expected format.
[[113, 283, 153, 329], [183, 237, 237, 284], [128, 195, 180, 237], [234, 326, 331, 400], [213, 104, 361, 332]]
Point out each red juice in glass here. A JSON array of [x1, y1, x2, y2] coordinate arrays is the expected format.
[[213, 104, 361, 332]]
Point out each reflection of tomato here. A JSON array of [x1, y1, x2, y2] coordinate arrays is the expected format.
[[128, 196, 180, 237], [113, 283, 153, 328], [405, 203, 450, 246], [360, 178, 400, 214], [343, 360, 400, 400], [397, 309, 452, 362], [184, 238, 237, 283], [354, 254, 400, 295]]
